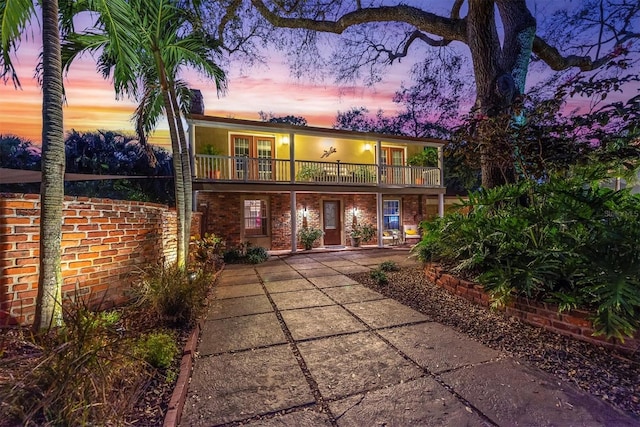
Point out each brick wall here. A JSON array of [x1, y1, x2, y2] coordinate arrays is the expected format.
[[1, 193, 179, 326], [424, 263, 640, 355]]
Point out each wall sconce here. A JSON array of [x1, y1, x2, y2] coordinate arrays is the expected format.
[[364, 143, 371, 151], [281, 135, 290, 145], [303, 206, 307, 218]]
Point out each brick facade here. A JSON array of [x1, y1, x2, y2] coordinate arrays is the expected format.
[[424, 263, 640, 355], [197, 192, 434, 250], [1, 193, 181, 326]]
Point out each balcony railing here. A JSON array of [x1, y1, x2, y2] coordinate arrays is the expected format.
[[194, 155, 441, 187]]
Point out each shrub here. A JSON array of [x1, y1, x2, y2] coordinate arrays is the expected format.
[[379, 260, 400, 272], [414, 173, 640, 340], [134, 263, 212, 327], [136, 332, 179, 369], [298, 226, 324, 250], [370, 269, 388, 285], [191, 233, 225, 271], [224, 243, 269, 264], [1, 301, 146, 426]]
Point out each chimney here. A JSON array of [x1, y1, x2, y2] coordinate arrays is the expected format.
[[189, 89, 204, 115]]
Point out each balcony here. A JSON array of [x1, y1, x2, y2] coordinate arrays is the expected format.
[[194, 155, 441, 187]]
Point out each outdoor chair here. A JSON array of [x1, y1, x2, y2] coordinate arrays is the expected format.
[[403, 224, 421, 244]]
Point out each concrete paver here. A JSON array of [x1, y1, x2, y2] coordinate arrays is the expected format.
[[214, 283, 264, 299], [321, 284, 385, 304], [270, 289, 335, 310], [439, 358, 637, 426], [264, 278, 314, 293], [297, 332, 423, 400], [329, 377, 489, 427], [379, 322, 501, 374], [305, 274, 359, 288], [181, 248, 639, 427], [198, 312, 286, 355], [181, 345, 314, 426], [281, 305, 367, 341], [344, 298, 431, 328], [207, 294, 273, 320]]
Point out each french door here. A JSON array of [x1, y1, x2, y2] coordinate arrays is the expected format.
[[231, 135, 275, 181], [380, 147, 405, 184]]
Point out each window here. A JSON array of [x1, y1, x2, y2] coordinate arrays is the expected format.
[[383, 200, 400, 230], [244, 199, 267, 236]]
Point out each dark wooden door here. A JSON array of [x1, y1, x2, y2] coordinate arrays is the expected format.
[[323, 201, 341, 245]]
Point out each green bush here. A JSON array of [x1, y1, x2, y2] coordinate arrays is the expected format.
[[370, 269, 389, 285], [379, 260, 400, 272], [136, 332, 179, 369], [134, 263, 212, 327], [191, 233, 225, 271], [1, 301, 145, 426], [223, 243, 269, 264], [414, 173, 640, 340]]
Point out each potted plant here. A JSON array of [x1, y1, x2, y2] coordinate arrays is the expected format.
[[201, 145, 223, 179], [298, 226, 324, 250], [296, 165, 324, 181], [350, 221, 376, 247]]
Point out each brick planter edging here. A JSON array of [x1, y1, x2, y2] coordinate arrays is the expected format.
[[164, 267, 223, 427], [424, 263, 640, 355]]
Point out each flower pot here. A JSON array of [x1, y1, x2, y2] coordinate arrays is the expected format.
[[350, 237, 361, 247], [304, 244, 313, 250]]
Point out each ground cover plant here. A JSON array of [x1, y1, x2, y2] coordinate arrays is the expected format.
[[414, 170, 640, 341]]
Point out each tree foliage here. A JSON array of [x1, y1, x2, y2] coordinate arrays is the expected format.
[[258, 111, 307, 126]]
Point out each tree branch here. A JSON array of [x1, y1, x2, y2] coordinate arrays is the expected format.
[[250, 1, 466, 42], [533, 36, 626, 71]]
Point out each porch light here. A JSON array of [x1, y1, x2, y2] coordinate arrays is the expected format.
[[303, 206, 308, 218], [364, 143, 371, 151], [281, 135, 290, 145]]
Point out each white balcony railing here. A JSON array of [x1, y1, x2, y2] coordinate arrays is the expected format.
[[194, 155, 441, 187]]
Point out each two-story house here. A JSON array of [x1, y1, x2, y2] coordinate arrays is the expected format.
[[187, 115, 446, 252]]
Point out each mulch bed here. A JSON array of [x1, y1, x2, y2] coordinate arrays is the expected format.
[[348, 266, 640, 419]]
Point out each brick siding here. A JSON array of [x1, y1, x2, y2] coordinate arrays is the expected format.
[[424, 263, 640, 355], [1, 193, 180, 326]]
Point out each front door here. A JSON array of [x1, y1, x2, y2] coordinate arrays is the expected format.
[[323, 200, 341, 245]]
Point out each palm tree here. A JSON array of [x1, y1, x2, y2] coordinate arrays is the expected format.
[[1, 0, 140, 330], [2, 0, 65, 329], [65, 0, 226, 267]]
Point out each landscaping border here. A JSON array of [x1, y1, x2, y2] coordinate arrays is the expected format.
[[424, 263, 640, 355]]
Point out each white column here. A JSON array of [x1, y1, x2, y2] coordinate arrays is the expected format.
[[438, 145, 444, 187], [438, 193, 445, 218], [289, 132, 296, 183], [377, 192, 383, 247], [291, 190, 297, 253]]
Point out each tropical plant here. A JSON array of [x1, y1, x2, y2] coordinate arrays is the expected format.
[[296, 164, 324, 181], [1, 0, 135, 329], [63, 0, 226, 268], [297, 226, 323, 250], [190, 233, 225, 271], [350, 222, 376, 241], [414, 169, 640, 340]]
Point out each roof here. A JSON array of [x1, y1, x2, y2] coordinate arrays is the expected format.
[[187, 114, 446, 147]]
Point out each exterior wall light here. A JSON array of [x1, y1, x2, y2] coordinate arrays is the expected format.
[[364, 143, 371, 151], [282, 135, 290, 145]]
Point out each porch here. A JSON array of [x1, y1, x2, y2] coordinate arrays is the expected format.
[[194, 155, 441, 188]]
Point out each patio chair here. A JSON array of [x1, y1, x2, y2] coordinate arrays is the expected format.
[[403, 224, 421, 244], [382, 229, 400, 246]]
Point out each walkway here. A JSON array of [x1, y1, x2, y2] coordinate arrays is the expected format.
[[180, 248, 637, 426]]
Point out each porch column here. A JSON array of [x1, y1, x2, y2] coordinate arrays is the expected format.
[[438, 193, 445, 218], [291, 190, 297, 253], [289, 132, 296, 183], [377, 192, 383, 247], [438, 145, 444, 187], [376, 140, 382, 183]]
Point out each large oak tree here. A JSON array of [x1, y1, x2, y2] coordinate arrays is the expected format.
[[216, 0, 639, 188]]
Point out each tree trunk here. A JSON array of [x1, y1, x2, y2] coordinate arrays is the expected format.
[[170, 85, 193, 266], [467, 0, 535, 188], [34, 0, 64, 330]]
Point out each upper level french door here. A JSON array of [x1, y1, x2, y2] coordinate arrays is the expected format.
[[380, 146, 405, 184], [231, 134, 275, 181]]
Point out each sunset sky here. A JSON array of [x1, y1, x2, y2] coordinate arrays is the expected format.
[[0, 37, 408, 150], [1, 1, 636, 152]]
